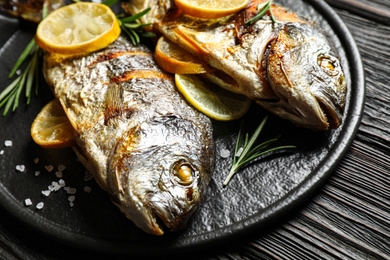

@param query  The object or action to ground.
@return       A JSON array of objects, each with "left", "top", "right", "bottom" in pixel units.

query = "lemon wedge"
[
  {"left": 31, "top": 99, "right": 76, "bottom": 149},
  {"left": 154, "top": 36, "right": 207, "bottom": 74},
  {"left": 175, "top": 74, "right": 251, "bottom": 121},
  {"left": 35, "top": 2, "right": 120, "bottom": 55},
  {"left": 174, "top": 0, "right": 249, "bottom": 19}
]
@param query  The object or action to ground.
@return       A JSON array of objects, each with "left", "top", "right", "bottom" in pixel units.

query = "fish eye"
[
  {"left": 171, "top": 160, "right": 195, "bottom": 186},
  {"left": 318, "top": 55, "right": 339, "bottom": 76}
]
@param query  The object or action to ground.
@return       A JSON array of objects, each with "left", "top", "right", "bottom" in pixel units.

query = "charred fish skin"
[
  {"left": 44, "top": 36, "right": 215, "bottom": 236},
  {"left": 123, "top": 0, "right": 347, "bottom": 130}
]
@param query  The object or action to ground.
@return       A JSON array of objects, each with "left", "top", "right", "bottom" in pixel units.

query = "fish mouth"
[{"left": 148, "top": 197, "right": 198, "bottom": 234}]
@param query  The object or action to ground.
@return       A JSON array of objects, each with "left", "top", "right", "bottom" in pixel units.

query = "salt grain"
[
  {"left": 84, "top": 171, "right": 93, "bottom": 181},
  {"left": 84, "top": 186, "right": 91, "bottom": 193},
  {"left": 58, "top": 164, "right": 66, "bottom": 172},
  {"left": 220, "top": 149, "right": 230, "bottom": 158},
  {"left": 51, "top": 181, "right": 62, "bottom": 191},
  {"left": 24, "top": 198, "right": 32, "bottom": 206},
  {"left": 41, "top": 190, "right": 51, "bottom": 197},
  {"left": 45, "top": 165, "right": 54, "bottom": 172},
  {"left": 64, "top": 187, "right": 77, "bottom": 194},
  {"left": 236, "top": 147, "right": 244, "bottom": 157},
  {"left": 68, "top": 195, "right": 75, "bottom": 202},
  {"left": 58, "top": 179, "right": 66, "bottom": 187},
  {"left": 34, "top": 171, "right": 40, "bottom": 176},
  {"left": 0, "top": 150, "right": 4, "bottom": 155},
  {"left": 55, "top": 171, "right": 63, "bottom": 178},
  {"left": 4, "top": 140, "right": 12, "bottom": 147},
  {"left": 36, "top": 202, "right": 44, "bottom": 209},
  {"left": 69, "top": 202, "right": 74, "bottom": 207},
  {"left": 33, "top": 158, "right": 39, "bottom": 164},
  {"left": 16, "top": 165, "right": 25, "bottom": 172}
]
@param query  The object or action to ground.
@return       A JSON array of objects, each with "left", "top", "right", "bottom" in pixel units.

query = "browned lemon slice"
[
  {"left": 174, "top": 0, "right": 249, "bottom": 19},
  {"left": 31, "top": 99, "right": 76, "bottom": 149},
  {"left": 35, "top": 2, "right": 120, "bottom": 54},
  {"left": 154, "top": 36, "right": 207, "bottom": 74}
]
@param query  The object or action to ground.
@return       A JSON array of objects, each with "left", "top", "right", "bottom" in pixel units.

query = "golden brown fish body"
[
  {"left": 0, "top": 0, "right": 63, "bottom": 22},
  {"left": 124, "top": 0, "right": 347, "bottom": 130},
  {"left": 43, "top": 36, "right": 215, "bottom": 235}
]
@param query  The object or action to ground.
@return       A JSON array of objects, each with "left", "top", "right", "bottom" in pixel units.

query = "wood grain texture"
[{"left": 1, "top": 1, "right": 390, "bottom": 259}]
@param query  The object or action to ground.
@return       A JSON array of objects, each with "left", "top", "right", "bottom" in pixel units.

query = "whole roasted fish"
[
  {"left": 0, "top": 0, "right": 63, "bottom": 22},
  {"left": 123, "top": 0, "right": 347, "bottom": 130},
  {"left": 43, "top": 36, "right": 215, "bottom": 235}
]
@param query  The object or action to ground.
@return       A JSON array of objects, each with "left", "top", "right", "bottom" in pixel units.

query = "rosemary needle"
[
  {"left": 0, "top": 3, "right": 47, "bottom": 116},
  {"left": 223, "top": 116, "right": 296, "bottom": 186},
  {"left": 245, "top": 0, "right": 277, "bottom": 24},
  {"left": 102, "top": 0, "right": 156, "bottom": 46}
]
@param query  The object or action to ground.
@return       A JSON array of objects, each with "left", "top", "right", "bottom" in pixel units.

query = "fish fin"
[
  {"left": 172, "top": 28, "right": 209, "bottom": 56},
  {"left": 104, "top": 82, "right": 124, "bottom": 125}
]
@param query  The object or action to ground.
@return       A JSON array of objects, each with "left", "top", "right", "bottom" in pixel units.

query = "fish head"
[
  {"left": 265, "top": 22, "right": 346, "bottom": 130},
  {"left": 109, "top": 115, "right": 213, "bottom": 235}
]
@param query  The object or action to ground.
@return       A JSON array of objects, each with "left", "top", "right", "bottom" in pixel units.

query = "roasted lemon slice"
[
  {"left": 31, "top": 99, "right": 76, "bottom": 149},
  {"left": 174, "top": 0, "right": 249, "bottom": 19},
  {"left": 35, "top": 2, "right": 120, "bottom": 55},
  {"left": 175, "top": 74, "right": 251, "bottom": 121},
  {"left": 154, "top": 36, "right": 207, "bottom": 74}
]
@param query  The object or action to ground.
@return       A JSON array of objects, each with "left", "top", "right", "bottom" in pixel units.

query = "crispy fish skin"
[
  {"left": 43, "top": 36, "right": 215, "bottom": 235},
  {"left": 0, "top": 0, "right": 63, "bottom": 22},
  {"left": 123, "top": 0, "right": 347, "bottom": 130}
]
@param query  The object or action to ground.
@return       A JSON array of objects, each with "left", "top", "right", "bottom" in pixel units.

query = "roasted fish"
[
  {"left": 123, "top": 0, "right": 347, "bottom": 130},
  {"left": 0, "top": 0, "right": 63, "bottom": 22},
  {"left": 43, "top": 36, "right": 215, "bottom": 235}
]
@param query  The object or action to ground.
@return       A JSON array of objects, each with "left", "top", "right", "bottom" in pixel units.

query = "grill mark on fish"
[
  {"left": 89, "top": 51, "right": 151, "bottom": 67},
  {"left": 114, "top": 70, "right": 174, "bottom": 82}
]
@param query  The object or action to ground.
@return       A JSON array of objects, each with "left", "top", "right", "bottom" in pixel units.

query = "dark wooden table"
[{"left": 1, "top": 0, "right": 390, "bottom": 259}]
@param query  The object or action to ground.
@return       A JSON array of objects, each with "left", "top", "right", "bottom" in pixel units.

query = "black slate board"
[{"left": 0, "top": 0, "right": 365, "bottom": 256}]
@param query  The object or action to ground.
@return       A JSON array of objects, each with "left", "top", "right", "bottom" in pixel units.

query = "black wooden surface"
[{"left": 1, "top": 0, "right": 390, "bottom": 259}]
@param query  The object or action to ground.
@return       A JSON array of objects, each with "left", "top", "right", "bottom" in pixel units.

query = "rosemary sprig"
[
  {"left": 117, "top": 8, "right": 156, "bottom": 46},
  {"left": 99, "top": 2, "right": 155, "bottom": 46},
  {"left": 0, "top": 4, "right": 47, "bottom": 116},
  {"left": 223, "top": 116, "right": 296, "bottom": 186},
  {"left": 245, "top": 0, "right": 277, "bottom": 24}
]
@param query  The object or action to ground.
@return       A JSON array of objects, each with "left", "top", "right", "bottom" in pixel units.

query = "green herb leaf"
[
  {"left": 245, "top": 0, "right": 277, "bottom": 24},
  {"left": 118, "top": 8, "right": 154, "bottom": 45},
  {"left": 102, "top": 0, "right": 120, "bottom": 7},
  {"left": 223, "top": 116, "right": 296, "bottom": 186},
  {"left": 0, "top": 2, "right": 47, "bottom": 116}
]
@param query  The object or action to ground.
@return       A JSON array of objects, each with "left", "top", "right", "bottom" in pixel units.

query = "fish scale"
[{"left": 43, "top": 36, "right": 215, "bottom": 235}]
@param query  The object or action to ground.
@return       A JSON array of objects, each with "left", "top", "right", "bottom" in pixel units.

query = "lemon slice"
[
  {"left": 154, "top": 36, "right": 207, "bottom": 74},
  {"left": 35, "top": 2, "right": 120, "bottom": 55},
  {"left": 175, "top": 74, "right": 251, "bottom": 121},
  {"left": 31, "top": 99, "right": 76, "bottom": 149},
  {"left": 174, "top": 0, "right": 249, "bottom": 19}
]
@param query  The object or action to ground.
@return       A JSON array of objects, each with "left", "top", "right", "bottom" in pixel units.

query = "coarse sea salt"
[
  {"left": 41, "top": 190, "right": 51, "bottom": 197},
  {"left": 0, "top": 150, "right": 4, "bottom": 155},
  {"left": 16, "top": 165, "right": 25, "bottom": 172},
  {"left": 68, "top": 195, "right": 75, "bottom": 202},
  {"left": 36, "top": 202, "right": 44, "bottom": 210},
  {"left": 64, "top": 187, "right": 77, "bottom": 194},
  {"left": 220, "top": 149, "right": 230, "bottom": 158},
  {"left": 58, "top": 164, "right": 66, "bottom": 172},
  {"left": 33, "top": 158, "right": 39, "bottom": 164},
  {"left": 45, "top": 165, "right": 54, "bottom": 172},
  {"left": 84, "top": 171, "right": 93, "bottom": 182},
  {"left": 24, "top": 198, "right": 32, "bottom": 206},
  {"left": 84, "top": 186, "right": 91, "bottom": 193},
  {"left": 55, "top": 171, "right": 63, "bottom": 178},
  {"left": 4, "top": 140, "right": 12, "bottom": 147},
  {"left": 34, "top": 171, "right": 40, "bottom": 176}
]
